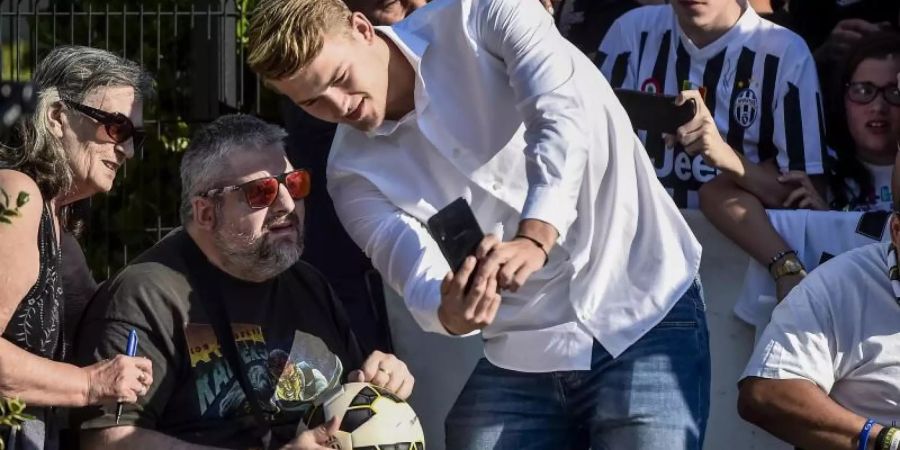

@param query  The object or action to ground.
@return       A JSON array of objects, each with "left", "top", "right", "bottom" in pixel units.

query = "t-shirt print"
[{"left": 186, "top": 325, "right": 343, "bottom": 419}]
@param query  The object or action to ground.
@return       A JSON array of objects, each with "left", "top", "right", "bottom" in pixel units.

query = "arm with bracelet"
[
  {"left": 739, "top": 256, "right": 900, "bottom": 450},
  {"left": 767, "top": 248, "right": 807, "bottom": 303},
  {"left": 740, "top": 371, "right": 896, "bottom": 450}
]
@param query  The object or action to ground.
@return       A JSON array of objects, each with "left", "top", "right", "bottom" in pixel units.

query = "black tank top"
[{"left": 3, "top": 203, "right": 64, "bottom": 361}]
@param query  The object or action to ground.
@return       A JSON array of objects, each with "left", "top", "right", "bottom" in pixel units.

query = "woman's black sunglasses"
[{"left": 62, "top": 99, "right": 145, "bottom": 152}]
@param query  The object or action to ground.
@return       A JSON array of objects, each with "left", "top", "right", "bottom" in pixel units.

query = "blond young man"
[{"left": 248, "top": 0, "right": 709, "bottom": 448}]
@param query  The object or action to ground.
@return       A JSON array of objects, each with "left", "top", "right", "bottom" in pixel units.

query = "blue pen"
[{"left": 115, "top": 329, "right": 139, "bottom": 424}]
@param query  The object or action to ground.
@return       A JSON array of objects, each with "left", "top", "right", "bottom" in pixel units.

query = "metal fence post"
[{"left": 189, "top": 0, "right": 237, "bottom": 122}]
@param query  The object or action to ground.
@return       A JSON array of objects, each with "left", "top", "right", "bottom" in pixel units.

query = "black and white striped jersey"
[{"left": 598, "top": 5, "right": 826, "bottom": 208}]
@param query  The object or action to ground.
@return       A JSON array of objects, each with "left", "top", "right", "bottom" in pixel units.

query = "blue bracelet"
[{"left": 859, "top": 418, "right": 876, "bottom": 450}]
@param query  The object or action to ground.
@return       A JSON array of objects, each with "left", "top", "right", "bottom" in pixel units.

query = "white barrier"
[{"left": 385, "top": 209, "right": 791, "bottom": 449}]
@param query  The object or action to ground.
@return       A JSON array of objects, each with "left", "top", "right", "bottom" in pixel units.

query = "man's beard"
[{"left": 212, "top": 211, "right": 304, "bottom": 283}]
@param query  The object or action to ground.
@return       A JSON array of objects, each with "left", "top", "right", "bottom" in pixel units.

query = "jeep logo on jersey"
[
  {"left": 733, "top": 88, "right": 758, "bottom": 128},
  {"left": 654, "top": 147, "right": 718, "bottom": 183}
]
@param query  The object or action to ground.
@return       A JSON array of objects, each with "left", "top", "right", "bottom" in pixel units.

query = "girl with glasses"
[
  {"left": 784, "top": 31, "right": 900, "bottom": 212},
  {"left": 827, "top": 31, "right": 900, "bottom": 212}
]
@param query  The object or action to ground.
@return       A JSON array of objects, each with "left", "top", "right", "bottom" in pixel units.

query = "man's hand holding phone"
[
  {"left": 666, "top": 89, "right": 741, "bottom": 174},
  {"left": 437, "top": 239, "right": 502, "bottom": 336},
  {"left": 427, "top": 198, "right": 501, "bottom": 335},
  {"left": 429, "top": 200, "right": 555, "bottom": 335}
]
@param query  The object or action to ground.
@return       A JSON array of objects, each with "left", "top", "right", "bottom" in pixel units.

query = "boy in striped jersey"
[{"left": 599, "top": 0, "right": 827, "bottom": 300}]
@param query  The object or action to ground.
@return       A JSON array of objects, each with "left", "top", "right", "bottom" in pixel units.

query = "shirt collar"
[
  {"left": 367, "top": 25, "right": 430, "bottom": 138},
  {"left": 886, "top": 243, "right": 900, "bottom": 305},
  {"left": 675, "top": 5, "right": 761, "bottom": 60}
]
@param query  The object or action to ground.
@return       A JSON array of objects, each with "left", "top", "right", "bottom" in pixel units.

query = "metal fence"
[{"left": 0, "top": 0, "right": 278, "bottom": 278}]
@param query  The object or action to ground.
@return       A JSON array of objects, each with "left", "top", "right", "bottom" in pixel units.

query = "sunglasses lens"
[
  {"left": 106, "top": 117, "right": 133, "bottom": 143},
  {"left": 285, "top": 170, "right": 311, "bottom": 200},
  {"left": 244, "top": 177, "right": 279, "bottom": 208}
]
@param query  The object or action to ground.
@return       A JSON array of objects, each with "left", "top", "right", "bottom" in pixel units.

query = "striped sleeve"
[
  {"left": 597, "top": 16, "right": 637, "bottom": 90},
  {"left": 773, "top": 43, "right": 825, "bottom": 175}
]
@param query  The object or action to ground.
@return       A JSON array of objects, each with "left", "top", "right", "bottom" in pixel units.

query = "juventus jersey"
[{"left": 598, "top": 5, "right": 826, "bottom": 208}]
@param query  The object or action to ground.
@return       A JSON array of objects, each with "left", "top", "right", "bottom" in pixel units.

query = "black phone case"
[
  {"left": 613, "top": 88, "right": 697, "bottom": 133},
  {"left": 426, "top": 198, "right": 485, "bottom": 273}
]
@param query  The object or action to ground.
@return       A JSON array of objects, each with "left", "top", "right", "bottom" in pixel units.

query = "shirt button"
[
  {"left": 452, "top": 148, "right": 461, "bottom": 157},
  {"left": 579, "top": 313, "right": 589, "bottom": 321},
  {"left": 492, "top": 183, "right": 501, "bottom": 191}
]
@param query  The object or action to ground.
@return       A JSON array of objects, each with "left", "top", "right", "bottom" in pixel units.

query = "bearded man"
[{"left": 73, "top": 114, "right": 414, "bottom": 450}]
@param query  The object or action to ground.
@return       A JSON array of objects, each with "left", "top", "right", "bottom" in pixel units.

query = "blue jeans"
[{"left": 445, "top": 279, "right": 710, "bottom": 450}]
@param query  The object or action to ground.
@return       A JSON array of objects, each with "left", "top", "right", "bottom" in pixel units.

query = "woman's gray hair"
[
  {"left": 0, "top": 45, "right": 153, "bottom": 200},
  {"left": 179, "top": 114, "right": 288, "bottom": 225}
]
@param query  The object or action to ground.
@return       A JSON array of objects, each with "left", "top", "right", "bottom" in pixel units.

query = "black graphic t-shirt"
[{"left": 73, "top": 230, "right": 364, "bottom": 449}]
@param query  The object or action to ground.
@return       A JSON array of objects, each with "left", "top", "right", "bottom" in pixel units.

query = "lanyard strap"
[{"left": 181, "top": 237, "right": 274, "bottom": 449}]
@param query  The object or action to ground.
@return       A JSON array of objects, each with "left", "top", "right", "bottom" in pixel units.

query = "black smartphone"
[
  {"left": 426, "top": 197, "right": 484, "bottom": 273},
  {"left": 613, "top": 88, "right": 697, "bottom": 133}
]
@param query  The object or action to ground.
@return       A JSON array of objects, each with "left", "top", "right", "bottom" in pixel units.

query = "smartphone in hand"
[
  {"left": 426, "top": 198, "right": 484, "bottom": 274},
  {"left": 613, "top": 88, "right": 697, "bottom": 133}
]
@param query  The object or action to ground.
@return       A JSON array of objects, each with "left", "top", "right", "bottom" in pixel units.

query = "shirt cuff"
[{"left": 521, "top": 185, "right": 575, "bottom": 241}]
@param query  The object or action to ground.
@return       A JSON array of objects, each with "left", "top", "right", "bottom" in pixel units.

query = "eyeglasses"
[
  {"left": 62, "top": 99, "right": 146, "bottom": 152},
  {"left": 845, "top": 82, "right": 900, "bottom": 107},
  {"left": 199, "top": 169, "right": 312, "bottom": 209}
]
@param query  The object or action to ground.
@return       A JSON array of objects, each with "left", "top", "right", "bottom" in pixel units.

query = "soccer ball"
[{"left": 303, "top": 382, "right": 425, "bottom": 450}]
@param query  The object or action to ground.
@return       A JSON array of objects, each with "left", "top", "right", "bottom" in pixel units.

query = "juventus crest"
[{"left": 732, "top": 87, "right": 759, "bottom": 128}]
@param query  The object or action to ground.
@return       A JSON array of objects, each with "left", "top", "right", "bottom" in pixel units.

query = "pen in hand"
[{"left": 115, "top": 329, "right": 139, "bottom": 425}]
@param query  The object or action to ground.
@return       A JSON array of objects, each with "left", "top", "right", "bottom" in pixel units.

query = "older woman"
[{"left": 0, "top": 46, "right": 154, "bottom": 450}]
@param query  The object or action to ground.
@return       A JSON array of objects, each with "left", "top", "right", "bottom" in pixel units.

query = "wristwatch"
[{"left": 770, "top": 254, "right": 806, "bottom": 280}]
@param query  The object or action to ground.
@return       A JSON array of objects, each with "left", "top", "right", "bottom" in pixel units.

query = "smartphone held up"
[{"left": 613, "top": 88, "right": 697, "bottom": 133}]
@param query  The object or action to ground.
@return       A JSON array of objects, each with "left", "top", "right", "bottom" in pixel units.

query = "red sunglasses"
[
  {"left": 199, "top": 169, "right": 312, "bottom": 209},
  {"left": 62, "top": 99, "right": 145, "bottom": 152}
]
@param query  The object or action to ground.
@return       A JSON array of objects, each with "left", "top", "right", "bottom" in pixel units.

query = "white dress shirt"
[{"left": 327, "top": 0, "right": 702, "bottom": 371}]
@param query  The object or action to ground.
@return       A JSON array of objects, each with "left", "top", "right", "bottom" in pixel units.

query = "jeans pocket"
[
  {"left": 655, "top": 320, "right": 698, "bottom": 329},
  {"left": 655, "top": 280, "right": 705, "bottom": 329}
]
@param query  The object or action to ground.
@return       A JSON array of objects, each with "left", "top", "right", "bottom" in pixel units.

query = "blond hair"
[{"left": 247, "top": 0, "right": 352, "bottom": 80}]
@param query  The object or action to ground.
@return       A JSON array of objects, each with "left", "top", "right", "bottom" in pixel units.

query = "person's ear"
[
  {"left": 192, "top": 196, "right": 217, "bottom": 231},
  {"left": 47, "top": 97, "right": 66, "bottom": 140},
  {"left": 349, "top": 11, "right": 376, "bottom": 43}
]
